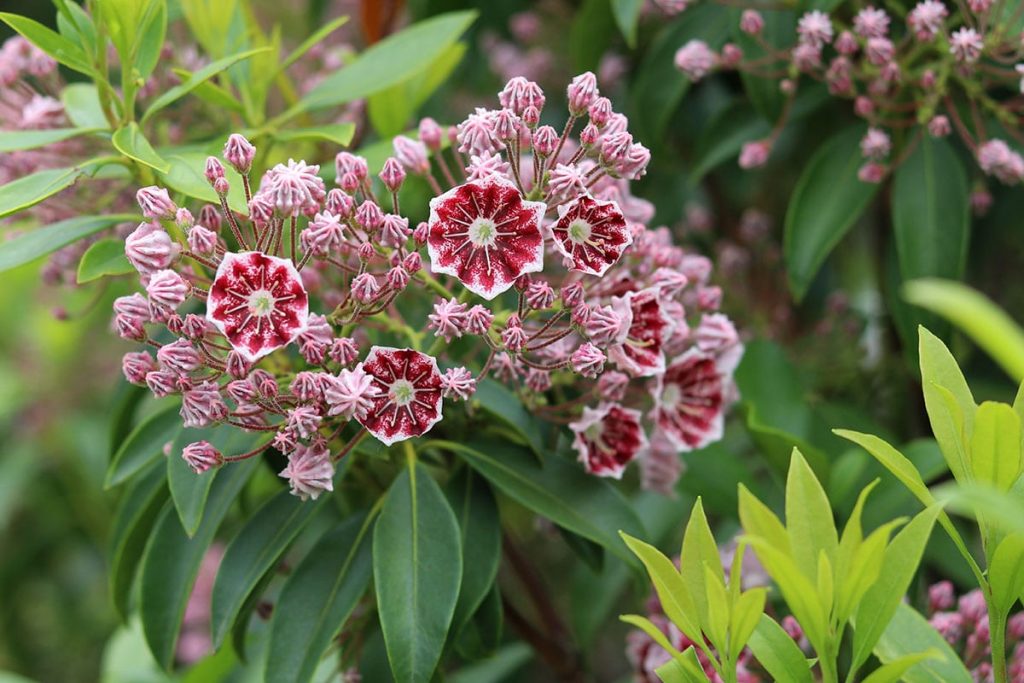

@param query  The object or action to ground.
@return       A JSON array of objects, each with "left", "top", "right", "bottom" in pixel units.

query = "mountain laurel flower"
[
  {"left": 650, "top": 350, "right": 726, "bottom": 451},
  {"left": 379, "top": 157, "right": 406, "bottom": 192},
  {"left": 325, "top": 366, "right": 379, "bottom": 420},
  {"left": 908, "top": 0, "right": 947, "bottom": 40},
  {"left": 739, "top": 140, "right": 771, "bottom": 169},
  {"left": 949, "top": 27, "right": 984, "bottom": 63},
  {"left": 279, "top": 441, "right": 334, "bottom": 501},
  {"left": 393, "top": 136, "right": 430, "bottom": 175},
  {"left": 122, "top": 351, "right": 157, "bottom": 384},
  {"left": 860, "top": 127, "right": 892, "bottom": 160},
  {"left": 977, "top": 139, "right": 1024, "bottom": 184},
  {"left": 125, "top": 222, "right": 179, "bottom": 274},
  {"left": 157, "top": 338, "right": 202, "bottom": 375},
  {"left": 571, "top": 343, "right": 606, "bottom": 378},
  {"left": 356, "top": 347, "right": 444, "bottom": 445},
  {"left": 567, "top": 71, "right": 599, "bottom": 115},
  {"left": 136, "top": 186, "right": 177, "bottom": 219},
  {"left": 570, "top": 403, "right": 648, "bottom": 479},
  {"left": 182, "top": 441, "right": 223, "bottom": 474},
  {"left": 440, "top": 366, "right": 477, "bottom": 400},
  {"left": 223, "top": 133, "right": 256, "bottom": 174},
  {"left": 146, "top": 269, "right": 189, "bottom": 312},
  {"left": 674, "top": 40, "right": 716, "bottom": 81},
  {"left": 428, "top": 297, "right": 469, "bottom": 342},
  {"left": 181, "top": 381, "right": 229, "bottom": 428},
  {"left": 797, "top": 10, "right": 834, "bottom": 47}
]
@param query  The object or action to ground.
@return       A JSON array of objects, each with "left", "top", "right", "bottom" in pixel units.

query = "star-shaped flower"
[
  {"left": 551, "top": 196, "right": 632, "bottom": 276},
  {"left": 357, "top": 346, "right": 444, "bottom": 445},
  {"left": 650, "top": 349, "right": 726, "bottom": 451},
  {"left": 570, "top": 403, "right": 648, "bottom": 478}
]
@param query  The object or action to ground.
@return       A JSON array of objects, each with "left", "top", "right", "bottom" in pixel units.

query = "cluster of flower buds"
[
  {"left": 671, "top": 2, "right": 1024, "bottom": 192},
  {"left": 114, "top": 73, "right": 742, "bottom": 500},
  {"left": 927, "top": 581, "right": 1024, "bottom": 680},
  {"left": 626, "top": 542, "right": 802, "bottom": 682}
]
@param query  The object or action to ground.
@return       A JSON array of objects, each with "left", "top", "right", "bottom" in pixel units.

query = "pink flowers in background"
[{"left": 111, "top": 72, "right": 743, "bottom": 498}]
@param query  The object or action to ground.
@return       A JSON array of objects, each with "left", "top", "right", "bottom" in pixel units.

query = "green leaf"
[
  {"left": 56, "top": 0, "right": 99, "bottom": 58},
  {"left": 989, "top": 533, "right": 1024, "bottom": 614},
  {"left": 892, "top": 137, "right": 969, "bottom": 285},
  {"left": 0, "top": 214, "right": 136, "bottom": 272},
  {"left": 374, "top": 461, "right": 462, "bottom": 683},
  {"left": 107, "top": 460, "right": 169, "bottom": 620},
  {"left": 105, "top": 403, "right": 182, "bottom": 488},
  {"left": 61, "top": 84, "right": 109, "bottom": 129},
  {"left": 628, "top": 4, "right": 731, "bottom": 141},
  {"left": 737, "top": 485, "right": 790, "bottom": 555},
  {"left": 113, "top": 123, "right": 170, "bottom": 173},
  {"left": 747, "top": 615, "right": 815, "bottom": 683},
  {"left": 611, "top": 0, "right": 644, "bottom": 47},
  {"left": 448, "top": 643, "right": 532, "bottom": 683},
  {"left": 210, "top": 490, "right": 327, "bottom": 648},
  {"left": 569, "top": 0, "right": 616, "bottom": 72},
  {"left": 783, "top": 125, "right": 878, "bottom": 300},
  {"left": 135, "top": 0, "right": 167, "bottom": 80},
  {"left": 158, "top": 152, "right": 248, "bottom": 214},
  {"left": 873, "top": 603, "right": 972, "bottom": 683},
  {"left": 621, "top": 534, "right": 703, "bottom": 643},
  {"left": 905, "top": 280, "right": 1024, "bottom": 383},
  {"left": 679, "top": 498, "right": 722, "bottom": 625},
  {"left": 279, "top": 15, "right": 349, "bottom": 72},
  {"left": 0, "top": 12, "right": 93, "bottom": 75},
  {"left": 367, "top": 42, "right": 466, "bottom": 139},
  {"left": 655, "top": 655, "right": 709, "bottom": 683},
  {"left": 850, "top": 506, "right": 939, "bottom": 672},
  {"left": 271, "top": 123, "right": 356, "bottom": 147},
  {"left": 862, "top": 652, "right": 942, "bottom": 683},
  {"left": 620, "top": 614, "right": 686, "bottom": 666},
  {"left": 0, "top": 167, "right": 84, "bottom": 220},
  {"left": 833, "top": 431, "right": 936, "bottom": 508},
  {"left": 454, "top": 583, "right": 503, "bottom": 660},
  {"left": 445, "top": 469, "right": 501, "bottom": 632},
  {"left": 435, "top": 439, "right": 645, "bottom": 564},
  {"left": 77, "top": 238, "right": 134, "bottom": 283},
  {"left": 786, "top": 449, "right": 838, "bottom": 580},
  {"left": 293, "top": 11, "right": 477, "bottom": 115},
  {"left": 920, "top": 325, "right": 975, "bottom": 483},
  {"left": 971, "top": 402, "right": 1022, "bottom": 491},
  {"left": 139, "top": 457, "right": 259, "bottom": 669},
  {"left": 473, "top": 380, "right": 546, "bottom": 456},
  {"left": 730, "top": 9, "right": 794, "bottom": 122},
  {"left": 142, "top": 48, "right": 271, "bottom": 123},
  {"left": 0, "top": 128, "right": 101, "bottom": 153},
  {"left": 688, "top": 104, "right": 771, "bottom": 183},
  {"left": 264, "top": 513, "right": 375, "bottom": 683},
  {"left": 729, "top": 587, "right": 767, "bottom": 662}
]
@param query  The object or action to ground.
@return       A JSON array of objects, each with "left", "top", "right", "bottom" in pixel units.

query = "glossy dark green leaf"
[
  {"left": 142, "top": 48, "right": 271, "bottom": 122},
  {"left": 892, "top": 137, "right": 969, "bottom": 285},
  {"left": 454, "top": 583, "right": 503, "bottom": 660},
  {"left": 611, "top": 0, "right": 643, "bottom": 47},
  {"left": 0, "top": 214, "right": 137, "bottom": 272},
  {"left": 0, "top": 167, "right": 84, "bottom": 220},
  {"left": 107, "top": 460, "right": 169, "bottom": 620},
  {"left": 139, "top": 457, "right": 259, "bottom": 669},
  {"left": 0, "top": 128, "right": 101, "bottom": 153},
  {"left": 77, "top": 238, "right": 134, "bottom": 283},
  {"left": 473, "top": 379, "right": 545, "bottom": 456},
  {"left": 210, "top": 489, "right": 327, "bottom": 647},
  {"left": 374, "top": 462, "right": 462, "bottom": 683},
  {"left": 264, "top": 513, "right": 375, "bottom": 683},
  {"left": 112, "top": 123, "right": 170, "bottom": 173},
  {"left": 0, "top": 12, "right": 93, "bottom": 75},
  {"left": 784, "top": 126, "right": 878, "bottom": 300},
  {"left": 105, "top": 403, "right": 182, "bottom": 488},
  {"left": 293, "top": 11, "right": 477, "bottom": 114},
  {"left": 434, "top": 439, "right": 645, "bottom": 565},
  {"left": 689, "top": 104, "right": 771, "bottom": 183},
  {"left": 445, "top": 469, "right": 501, "bottom": 631},
  {"left": 569, "top": 0, "right": 616, "bottom": 71}
]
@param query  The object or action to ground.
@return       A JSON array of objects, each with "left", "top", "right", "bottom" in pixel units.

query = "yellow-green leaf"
[{"left": 112, "top": 123, "right": 170, "bottom": 173}]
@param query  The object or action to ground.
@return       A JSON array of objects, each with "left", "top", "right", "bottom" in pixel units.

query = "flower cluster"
[
  {"left": 671, "top": 1, "right": 1024, "bottom": 194},
  {"left": 927, "top": 581, "right": 1024, "bottom": 680},
  {"left": 113, "top": 73, "right": 742, "bottom": 500}
]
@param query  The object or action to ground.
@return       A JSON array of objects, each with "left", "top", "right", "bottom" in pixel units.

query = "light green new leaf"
[
  {"left": 105, "top": 403, "right": 182, "bottom": 488},
  {"left": 0, "top": 12, "right": 93, "bottom": 76},
  {"left": 873, "top": 603, "right": 971, "bottom": 683},
  {"left": 837, "top": 518, "right": 902, "bottom": 626},
  {"left": 989, "top": 533, "right": 1024, "bottom": 615},
  {"left": 833, "top": 431, "right": 936, "bottom": 507},
  {"left": 61, "top": 84, "right": 109, "bottom": 129},
  {"left": 77, "top": 238, "right": 134, "bottom": 283},
  {"left": 729, "top": 588, "right": 767, "bottom": 662},
  {"left": 679, "top": 498, "right": 722, "bottom": 624},
  {"left": 293, "top": 11, "right": 477, "bottom": 115},
  {"left": 367, "top": 42, "right": 466, "bottom": 138},
  {"left": 654, "top": 653, "right": 709, "bottom": 683},
  {"left": 0, "top": 167, "right": 84, "bottom": 220},
  {"left": 737, "top": 485, "right": 789, "bottom": 554},
  {"left": 373, "top": 462, "right": 462, "bottom": 683},
  {"left": 135, "top": 0, "right": 167, "bottom": 80},
  {"left": 786, "top": 449, "right": 838, "bottom": 580},
  {"left": 748, "top": 615, "right": 815, "bottom": 683},
  {"left": 862, "top": 651, "right": 942, "bottom": 683},
  {"left": 784, "top": 126, "right": 878, "bottom": 300},
  {"left": 142, "top": 48, "right": 271, "bottom": 122},
  {"left": 0, "top": 128, "right": 101, "bottom": 153},
  {"left": 620, "top": 615, "right": 686, "bottom": 667},
  {"left": 264, "top": 513, "right": 375, "bottom": 683},
  {"left": 621, "top": 533, "right": 703, "bottom": 643},
  {"left": 970, "top": 402, "right": 1022, "bottom": 491},
  {"left": 139, "top": 457, "right": 258, "bottom": 670},
  {"left": 920, "top": 325, "right": 975, "bottom": 481},
  {"left": 112, "top": 123, "right": 170, "bottom": 173},
  {"left": 703, "top": 564, "right": 730, "bottom": 652},
  {"left": 271, "top": 123, "right": 356, "bottom": 147},
  {"left": 0, "top": 214, "right": 137, "bottom": 272},
  {"left": 940, "top": 483, "right": 1024, "bottom": 536},
  {"left": 905, "top": 280, "right": 1024, "bottom": 383}
]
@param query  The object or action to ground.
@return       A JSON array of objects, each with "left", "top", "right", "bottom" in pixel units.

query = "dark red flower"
[
  {"left": 206, "top": 251, "right": 310, "bottom": 362},
  {"left": 608, "top": 287, "right": 675, "bottom": 377},
  {"left": 650, "top": 349, "right": 725, "bottom": 451},
  {"left": 427, "top": 177, "right": 545, "bottom": 299},
  {"left": 570, "top": 403, "right": 648, "bottom": 478},
  {"left": 357, "top": 346, "right": 444, "bottom": 445},
  {"left": 551, "top": 196, "right": 632, "bottom": 276}
]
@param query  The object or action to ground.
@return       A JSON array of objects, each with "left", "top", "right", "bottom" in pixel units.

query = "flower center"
[
  {"left": 567, "top": 219, "right": 592, "bottom": 244},
  {"left": 467, "top": 218, "right": 498, "bottom": 248},
  {"left": 661, "top": 383, "right": 682, "bottom": 408},
  {"left": 247, "top": 288, "right": 277, "bottom": 316},
  {"left": 389, "top": 379, "right": 416, "bottom": 406}
]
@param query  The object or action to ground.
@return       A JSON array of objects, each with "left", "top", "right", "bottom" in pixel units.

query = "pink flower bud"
[
  {"left": 440, "top": 367, "right": 476, "bottom": 400},
  {"left": 351, "top": 273, "right": 380, "bottom": 303},
  {"left": 413, "top": 221, "right": 429, "bottom": 245},
  {"left": 854, "top": 96, "right": 874, "bottom": 118},
  {"left": 562, "top": 283, "right": 585, "bottom": 307},
  {"left": 279, "top": 441, "right": 335, "bottom": 500},
  {"left": 585, "top": 305, "right": 624, "bottom": 345},
  {"left": 357, "top": 242, "right": 375, "bottom": 262},
  {"left": 386, "top": 265, "right": 409, "bottom": 291},
  {"left": 174, "top": 208, "right": 194, "bottom": 231},
  {"left": 158, "top": 338, "right": 201, "bottom": 375},
  {"left": 223, "top": 133, "right": 256, "bottom": 174},
  {"left": 525, "top": 368, "right": 551, "bottom": 393},
  {"left": 116, "top": 314, "right": 147, "bottom": 341},
  {"left": 492, "top": 109, "right": 521, "bottom": 142},
  {"left": 524, "top": 281, "right": 555, "bottom": 310},
  {"left": 146, "top": 370, "right": 178, "bottom": 397},
  {"left": 502, "top": 314, "right": 529, "bottom": 352},
  {"left": 329, "top": 337, "right": 359, "bottom": 366},
  {"left": 857, "top": 162, "right": 887, "bottom": 183},
  {"left": 286, "top": 372, "right": 320, "bottom": 403},
  {"left": 598, "top": 371, "right": 629, "bottom": 400},
  {"left": 205, "top": 156, "right": 225, "bottom": 185},
  {"left": 532, "top": 125, "right": 559, "bottom": 156},
  {"left": 325, "top": 189, "right": 354, "bottom": 217},
  {"left": 571, "top": 343, "right": 606, "bottom": 378},
  {"left": 428, "top": 297, "right": 469, "bottom": 342},
  {"left": 249, "top": 369, "right": 278, "bottom": 398},
  {"left": 418, "top": 117, "right": 443, "bottom": 150},
  {"left": 521, "top": 105, "right": 540, "bottom": 127},
  {"left": 187, "top": 225, "right": 218, "bottom": 255},
  {"left": 928, "top": 581, "right": 955, "bottom": 613},
  {"left": 579, "top": 123, "right": 599, "bottom": 148},
  {"left": 740, "top": 9, "right": 764, "bottom": 34},
  {"left": 181, "top": 381, "right": 228, "bottom": 428},
  {"left": 226, "top": 350, "right": 251, "bottom": 379},
  {"left": 182, "top": 441, "right": 222, "bottom": 474},
  {"left": 499, "top": 76, "right": 545, "bottom": 116},
  {"left": 588, "top": 97, "right": 613, "bottom": 127},
  {"left": 213, "top": 177, "right": 229, "bottom": 195},
  {"left": 466, "top": 305, "right": 494, "bottom": 335},
  {"left": 928, "top": 115, "right": 951, "bottom": 137},
  {"left": 698, "top": 285, "right": 722, "bottom": 310},
  {"left": 674, "top": 40, "right": 716, "bottom": 81},
  {"left": 720, "top": 43, "right": 743, "bottom": 67},
  {"left": 379, "top": 214, "right": 410, "bottom": 248},
  {"left": 355, "top": 200, "right": 384, "bottom": 232},
  {"left": 782, "top": 616, "right": 803, "bottom": 641},
  {"left": 114, "top": 293, "right": 151, "bottom": 320},
  {"left": 403, "top": 251, "right": 422, "bottom": 273},
  {"left": 920, "top": 69, "right": 937, "bottom": 89},
  {"left": 393, "top": 136, "right": 430, "bottom": 175},
  {"left": 567, "top": 71, "right": 599, "bottom": 115},
  {"left": 286, "top": 406, "right": 323, "bottom": 440},
  {"left": 122, "top": 351, "right": 157, "bottom": 384},
  {"left": 136, "top": 186, "right": 177, "bottom": 219},
  {"left": 335, "top": 152, "right": 369, "bottom": 182},
  {"left": 146, "top": 269, "right": 189, "bottom": 312},
  {"left": 125, "top": 222, "right": 179, "bottom": 274}
]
